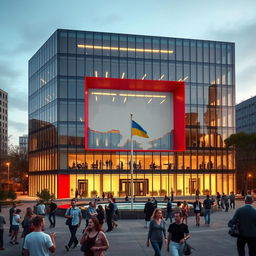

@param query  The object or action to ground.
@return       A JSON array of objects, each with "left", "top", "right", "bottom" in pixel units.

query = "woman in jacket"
[{"left": 147, "top": 208, "right": 166, "bottom": 256}]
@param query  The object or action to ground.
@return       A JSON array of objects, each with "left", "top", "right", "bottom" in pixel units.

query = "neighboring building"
[
  {"left": 19, "top": 134, "right": 28, "bottom": 154},
  {"left": 236, "top": 96, "right": 256, "bottom": 133},
  {"left": 28, "top": 29, "right": 236, "bottom": 198},
  {"left": 0, "top": 89, "right": 8, "bottom": 158},
  {"left": 236, "top": 96, "right": 256, "bottom": 192}
]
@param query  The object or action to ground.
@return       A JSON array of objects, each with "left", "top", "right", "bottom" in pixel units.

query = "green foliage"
[
  {"left": 6, "top": 189, "right": 17, "bottom": 200},
  {"left": 0, "top": 190, "right": 7, "bottom": 201},
  {"left": 225, "top": 132, "right": 256, "bottom": 149},
  {"left": 36, "top": 189, "right": 54, "bottom": 203}
]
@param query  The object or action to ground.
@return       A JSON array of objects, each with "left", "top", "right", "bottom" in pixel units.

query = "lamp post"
[{"left": 6, "top": 162, "right": 10, "bottom": 190}]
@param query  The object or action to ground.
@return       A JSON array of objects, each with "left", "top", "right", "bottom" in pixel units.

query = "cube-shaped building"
[{"left": 28, "top": 29, "right": 235, "bottom": 198}]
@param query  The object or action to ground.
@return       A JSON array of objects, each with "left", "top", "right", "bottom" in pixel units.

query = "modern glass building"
[
  {"left": 28, "top": 29, "right": 236, "bottom": 198},
  {"left": 236, "top": 95, "right": 256, "bottom": 134},
  {"left": 0, "top": 89, "right": 8, "bottom": 159}
]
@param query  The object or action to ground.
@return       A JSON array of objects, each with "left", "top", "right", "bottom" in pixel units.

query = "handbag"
[
  {"left": 65, "top": 209, "right": 72, "bottom": 226},
  {"left": 228, "top": 220, "right": 239, "bottom": 237},
  {"left": 183, "top": 241, "right": 192, "bottom": 255}
]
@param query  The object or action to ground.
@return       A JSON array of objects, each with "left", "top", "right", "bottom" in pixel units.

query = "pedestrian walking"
[
  {"left": 102, "top": 192, "right": 105, "bottom": 201},
  {"left": 147, "top": 208, "right": 167, "bottom": 256},
  {"left": 230, "top": 192, "right": 235, "bottom": 209},
  {"left": 80, "top": 217, "right": 109, "bottom": 256},
  {"left": 181, "top": 201, "right": 189, "bottom": 224},
  {"left": 8, "top": 203, "right": 16, "bottom": 236},
  {"left": 23, "top": 215, "right": 56, "bottom": 256},
  {"left": 222, "top": 193, "right": 229, "bottom": 212},
  {"left": 96, "top": 205, "right": 105, "bottom": 228},
  {"left": 105, "top": 199, "right": 114, "bottom": 232},
  {"left": 0, "top": 207, "right": 6, "bottom": 250},
  {"left": 216, "top": 192, "right": 221, "bottom": 209},
  {"left": 85, "top": 202, "right": 98, "bottom": 227},
  {"left": 203, "top": 195, "right": 213, "bottom": 226},
  {"left": 195, "top": 189, "right": 200, "bottom": 200},
  {"left": 48, "top": 200, "right": 57, "bottom": 228},
  {"left": 170, "top": 190, "right": 174, "bottom": 202},
  {"left": 167, "top": 211, "right": 190, "bottom": 256},
  {"left": 37, "top": 201, "right": 46, "bottom": 216},
  {"left": 112, "top": 198, "right": 118, "bottom": 229},
  {"left": 152, "top": 197, "right": 158, "bottom": 208},
  {"left": 65, "top": 199, "right": 82, "bottom": 251},
  {"left": 229, "top": 195, "right": 256, "bottom": 256},
  {"left": 10, "top": 208, "right": 21, "bottom": 245},
  {"left": 21, "top": 207, "right": 35, "bottom": 238},
  {"left": 165, "top": 198, "right": 172, "bottom": 223},
  {"left": 144, "top": 198, "right": 155, "bottom": 228},
  {"left": 193, "top": 198, "right": 202, "bottom": 226}
]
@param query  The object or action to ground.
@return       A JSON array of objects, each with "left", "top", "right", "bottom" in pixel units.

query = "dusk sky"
[{"left": 1, "top": 0, "right": 256, "bottom": 145}]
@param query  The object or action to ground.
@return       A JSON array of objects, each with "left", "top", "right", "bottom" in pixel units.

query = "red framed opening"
[{"left": 84, "top": 77, "right": 185, "bottom": 152}]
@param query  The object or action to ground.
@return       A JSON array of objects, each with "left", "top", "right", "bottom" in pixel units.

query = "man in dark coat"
[
  {"left": 105, "top": 199, "right": 114, "bottom": 232},
  {"left": 144, "top": 198, "right": 155, "bottom": 228},
  {"left": 230, "top": 195, "right": 256, "bottom": 256}
]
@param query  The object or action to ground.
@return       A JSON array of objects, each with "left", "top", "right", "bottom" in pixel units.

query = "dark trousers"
[
  {"left": 68, "top": 225, "right": 78, "bottom": 248},
  {"left": 106, "top": 216, "right": 113, "bottom": 231},
  {"left": 230, "top": 200, "right": 235, "bottom": 209},
  {"left": 150, "top": 241, "right": 162, "bottom": 256},
  {"left": 165, "top": 212, "right": 172, "bottom": 223},
  {"left": 0, "top": 229, "right": 3, "bottom": 248},
  {"left": 49, "top": 212, "right": 56, "bottom": 227},
  {"left": 237, "top": 236, "right": 256, "bottom": 256}
]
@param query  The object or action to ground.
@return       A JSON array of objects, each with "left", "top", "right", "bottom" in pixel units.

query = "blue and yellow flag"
[{"left": 132, "top": 120, "right": 149, "bottom": 138}]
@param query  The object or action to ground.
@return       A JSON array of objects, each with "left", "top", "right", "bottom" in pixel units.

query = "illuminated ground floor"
[{"left": 29, "top": 172, "right": 236, "bottom": 199}]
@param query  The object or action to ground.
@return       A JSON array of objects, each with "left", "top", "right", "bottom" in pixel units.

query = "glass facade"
[{"left": 28, "top": 29, "right": 236, "bottom": 198}]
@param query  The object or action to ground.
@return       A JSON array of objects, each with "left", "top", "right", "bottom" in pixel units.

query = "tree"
[
  {"left": 225, "top": 132, "right": 256, "bottom": 194},
  {"left": 37, "top": 189, "right": 54, "bottom": 203}
]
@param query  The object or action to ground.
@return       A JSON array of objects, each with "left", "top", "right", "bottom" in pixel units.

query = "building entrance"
[
  {"left": 119, "top": 179, "right": 149, "bottom": 196},
  {"left": 189, "top": 178, "right": 200, "bottom": 194},
  {"left": 78, "top": 179, "right": 88, "bottom": 197}
]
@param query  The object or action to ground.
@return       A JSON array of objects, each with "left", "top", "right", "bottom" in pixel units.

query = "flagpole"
[{"left": 130, "top": 113, "right": 134, "bottom": 210}]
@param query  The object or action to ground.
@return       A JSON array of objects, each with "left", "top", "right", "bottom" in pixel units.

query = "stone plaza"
[{"left": 0, "top": 198, "right": 246, "bottom": 256}]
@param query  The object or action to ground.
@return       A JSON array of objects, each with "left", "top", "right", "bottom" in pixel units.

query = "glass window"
[
  {"left": 111, "top": 59, "right": 119, "bottom": 78},
  {"left": 59, "top": 78, "right": 67, "bottom": 98},
  {"left": 68, "top": 101, "right": 76, "bottom": 121},
  {"left": 68, "top": 32, "right": 77, "bottom": 54},
  {"left": 168, "top": 63, "right": 175, "bottom": 81},
  {"left": 136, "top": 36, "right": 144, "bottom": 59},
  {"left": 176, "top": 39, "right": 182, "bottom": 61},
  {"left": 77, "top": 79, "right": 84, "bottom": 99},
  {"left": 59, "top": 56, "right": 67, "bottom": 76},
  {"left": 77, "top": 57, "right": 85, "bottom": 77},
  {"left": 68, "top": 79, "right": 76, "bottom": 99},
  {"left": 59, "top": 31, "right": 67, "bottom": 53},
  {"left": 59, "top": 101, "right": 67, "bottom": 121},
  {"left": 183, "top": 40, "right": 190, "bottom": 61},
  {"left": 197, "top": 41, "right": 203, "bottom": 62},
  {"left": 152, "top": 38, "right": 160, "bottom": 59}
]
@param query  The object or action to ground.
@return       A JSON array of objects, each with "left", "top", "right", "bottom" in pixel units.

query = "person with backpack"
[{"left": 203, "top": 195, "right": 213, "bottom": 226}]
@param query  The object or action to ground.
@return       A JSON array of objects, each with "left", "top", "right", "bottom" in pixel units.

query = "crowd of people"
[{"left": 0, "top": 192, "right": 256, "bottom": 255}]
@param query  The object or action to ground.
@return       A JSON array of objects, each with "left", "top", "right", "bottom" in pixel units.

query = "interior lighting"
[
  {"left": 119, "top": 93, "right": 165, "bottom": 98},
  {"left": 112, "top": 97, "right": 115, "bottom": 102},
  {"left": 123, "top": 97, "right": 127, "bottom": 103},
  {"left": 121, "top": 72, "right": 125, "bottom": 79},
  {"left": 183, "top": 76, "right": 188, "bottom": 81},
  {"left": 142, "top": 74, "right": 147, "bottom": 80},
  {"left": 159, "top": 74, "right": 165, "bottom": 80},
  {"left": 95, "top": 96, "right": 98, "bottom": 101},
  {"left": 147, "top": 98, "right": 152, "bottom": 104},
  {"left": 105, "top": 71, "right": 108, "bottom": 78},
  {"left": 95, "top": 71, "right": 98, "bottom": 77},
  {"left": 77, "top": 44, "right": 174, "bottom": 54},
  {"left": 91, "top": 92, "right": 117, "bottom": 96},
  {"left": 160, "top": 99, "right": 166, "bottom": 104}
]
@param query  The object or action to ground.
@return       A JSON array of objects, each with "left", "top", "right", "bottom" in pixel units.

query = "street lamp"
[{"left": 6, "top": 162, "right": 10, "bottom": 190}]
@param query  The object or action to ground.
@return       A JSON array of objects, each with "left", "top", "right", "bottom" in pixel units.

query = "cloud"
[{"left": 9, "top": 120, "right": 27, "bottom": 133}]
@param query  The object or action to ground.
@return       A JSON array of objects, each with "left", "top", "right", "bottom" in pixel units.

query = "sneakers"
[{"left": 65, "top": 245, "right": 70, "bottom": 252}]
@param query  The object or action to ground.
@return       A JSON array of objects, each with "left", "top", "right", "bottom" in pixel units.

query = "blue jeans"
[
  {"left": 204, "top": 209, "right": 211, "bottom": 224},
  {"left": 150, "top": 241, "right": 162, "bottom": 256},
  {"left": 49, "top": 212, "right": 56, "bottom": 227},
  {"left": 170, "top": 241, "right": 184, "bottom": 256}
]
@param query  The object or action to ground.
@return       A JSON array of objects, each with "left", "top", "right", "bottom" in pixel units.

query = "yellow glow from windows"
[
  {"left": 112, "top": 97, "right": 115, "bottom": 102},
  {"left": 159, "top": 74, "right": 165, "bottom": 80},
  {"left": 142, "top": 74, "right": 147, "bottom": 80},
  {"left": 121, "top": 72, "right": 125, "bottom": 79},
  {"left": 95, "top": 71, "right": 98, "bottom": 77},
  {"left": 91, "top": 92, "right": 117, "bottom": 96},
  {"left": 147, "top": 98, "right": 152, "bottom": 104},
  {"left": 77, "top": 44, "right": 174, "bottom": 54},
  {"left": 123, "top": 97, "right": 127, "bottom": 103},
  {"left": 105, "top": 71, "right": 108, "bottom": 78},
  {"left": 119, "top": 93, "right": 166, "bottom": 98}
]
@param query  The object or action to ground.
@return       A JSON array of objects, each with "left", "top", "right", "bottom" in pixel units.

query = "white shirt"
[
  {"left": 37, "top": 204, "right": 46, "bottom": 215},
  {"left": 12, "top": 214, "right": 20, "bottom": 226},
  {"left": 23, "top": 231, "right": 53, "bottom": 256}
]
